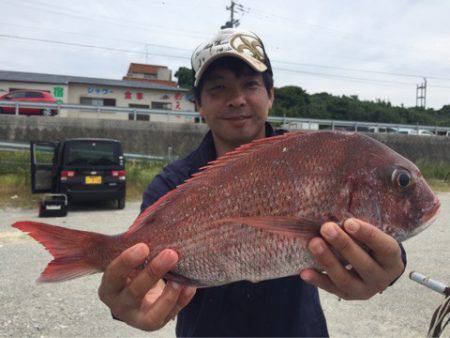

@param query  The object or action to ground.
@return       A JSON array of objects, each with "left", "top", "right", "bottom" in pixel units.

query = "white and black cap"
[{"left": 191, "top": 28, "right": 272, "bottom": 87}]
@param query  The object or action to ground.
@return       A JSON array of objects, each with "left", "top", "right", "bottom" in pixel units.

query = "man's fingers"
[
  {"left": 99, "top": 243, "right": 149, "bottom": 302},
  {"left": 124, "top": 249, "right": 179, "bottom": 302},
  {"left": 167, "top": 286, "right": 197, "bottom": 321},
  {"left": 300, "top": 269, "right": 347, "bottom": 299},
  {"left": 343, "top": 218, "right": 402, "bottom": 269},
  {"left": 320, "top": 222, "right": 386, "bottom": 285},
  {"left": 139, "top": 281, "right": 183, "bottom": 330},
  {"left": 308, "top": 237, "right": 367, "bottom": 296}
]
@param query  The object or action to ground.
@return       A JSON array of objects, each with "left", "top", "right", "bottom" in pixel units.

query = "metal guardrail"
[
  {"left": 0, "top": 141, "right": 174, "bottom": 162},
  {"left": 1, "top": 100, "right": 449, "bottom": 134}
]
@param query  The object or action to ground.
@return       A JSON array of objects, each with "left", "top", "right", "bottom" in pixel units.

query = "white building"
[{"left": 0, "top": 64, "right": 196, "bottom": 123}]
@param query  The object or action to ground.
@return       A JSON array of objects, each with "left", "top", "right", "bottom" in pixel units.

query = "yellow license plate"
[{"left": 85, "top": 176, "right": 102, "bottom": 184}]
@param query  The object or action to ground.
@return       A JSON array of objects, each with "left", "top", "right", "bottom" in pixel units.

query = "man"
[{"left": 98, "top": 28, "right": 406, "bottom": 337}]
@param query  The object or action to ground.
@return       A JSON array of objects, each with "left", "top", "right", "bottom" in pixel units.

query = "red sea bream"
[{"left": 12, "top": 131, "right": 440, "bottom": 287}]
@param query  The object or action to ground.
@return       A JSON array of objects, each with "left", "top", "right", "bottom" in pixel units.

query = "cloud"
[{"left": 0, "top": 0, "right": 449, "bottom": 108}]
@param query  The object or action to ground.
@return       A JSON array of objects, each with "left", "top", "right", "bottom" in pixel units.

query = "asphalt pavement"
[{"left": 1, "top": 194, "right": 448, "bottom": 337}]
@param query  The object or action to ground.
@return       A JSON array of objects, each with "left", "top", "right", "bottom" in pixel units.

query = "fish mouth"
[
  {"left": 411, "top": 197, "right": 441, "bottom": 238},
  {"left": 421, "top": 197, "right": 441, "bottom": 224}
]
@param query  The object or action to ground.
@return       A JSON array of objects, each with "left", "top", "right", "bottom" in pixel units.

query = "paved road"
[{"left": 1, "top": 194, "right": 448, "bottom": 337}]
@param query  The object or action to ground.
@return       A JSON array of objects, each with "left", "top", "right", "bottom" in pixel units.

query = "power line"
[
  {"left": 242, "top": 3, "right": 424, "bottom": 56},
  {"left": 272, "top": 60, "right": 450, "bottom": 82},
  {"left": 0, "top": 34, "right": 189, "bottom": 60},
  {"left": 6, "top": 0, "right": 450, "bottom": 84},
  {"left": 2, "top": 0, "right": 209, "bottom": 40},
  {"left": 2, "top": 33, "right": 450, "bottom": 90},
  {"left": 274, "top": 66, "right": 415, "bottom": 87},
  {"left": 0, "top": 21, "right": 192, "bottom": 52},
  {"left": 2, "top": 17, "right": 449, "bottom": 83}
]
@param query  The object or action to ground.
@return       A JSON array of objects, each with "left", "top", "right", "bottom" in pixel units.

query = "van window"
[{"left": 63, "top": 141, "right": 121, "bottom": 166}]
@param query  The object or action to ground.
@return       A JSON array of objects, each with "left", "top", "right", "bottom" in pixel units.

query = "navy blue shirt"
[
  {"left": 141, "top": 123, "right": 329, "bottom": 337},
  {"left": 141, "top": 124, "right": 407, "bottom": 337}
]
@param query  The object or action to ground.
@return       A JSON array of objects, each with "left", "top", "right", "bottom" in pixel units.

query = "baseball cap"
[{"left": 191, "top": 28, "right": 272, "bottom": 87}]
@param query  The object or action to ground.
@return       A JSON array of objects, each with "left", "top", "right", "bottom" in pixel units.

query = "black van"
[{"left": 31, "top": 138, "right": 126, "bottom": 216}]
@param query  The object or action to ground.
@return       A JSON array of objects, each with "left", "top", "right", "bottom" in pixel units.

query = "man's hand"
[
  {"left": 300, "top": 218, "right": 405, "bottom": 300},
  {"left": 98, "top": 243, "right": 196, "bottom": 331}
]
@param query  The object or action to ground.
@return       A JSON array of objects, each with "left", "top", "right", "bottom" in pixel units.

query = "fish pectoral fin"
[{"left": 217, "top": 216, "right": 322, "bottom": 237}]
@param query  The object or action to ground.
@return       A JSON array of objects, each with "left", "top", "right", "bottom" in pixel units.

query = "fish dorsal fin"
[
  {"left": 125, "top": 131, "right": 307, "bottom": 235},
  {"left": 198, "top": 130, "right": 306, "bottom": 171},
  {"left": 215, "top": 216, "right": 323, "bottom": 237}
]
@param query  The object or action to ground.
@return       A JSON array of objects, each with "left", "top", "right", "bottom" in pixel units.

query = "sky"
[{"left": 1, "top": 0, "right": 450, "bottom": 109}]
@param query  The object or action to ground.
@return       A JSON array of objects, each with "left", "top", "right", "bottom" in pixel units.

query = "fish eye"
[{"left": 392, "top": 169, "right": 413, "bottom": 189}]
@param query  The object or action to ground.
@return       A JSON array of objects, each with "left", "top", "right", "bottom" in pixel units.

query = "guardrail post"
[
  {"left": 97, "top": 106, "right": 100, "bottom": 119},
  {"left": 133, "top": 110, "right": 137, "bottom": 121},
  {"left": 15, "top": 103, "right": 19, "bottom": 116},
  {"left": 331, "top": 121, "right": 335, "bottom": 131},
  {"left": 355, "top": 123, "right": 358, "bottom": 132},
  {"left": 168, "top": 146, "right": 172, "bottom": 161}
]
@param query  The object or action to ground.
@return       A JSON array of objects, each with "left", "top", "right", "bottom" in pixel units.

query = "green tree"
[
  {"left": 271, "top": 86, "right": 310, "bottom": 117},
  {"left": 175, "top": 67, "right": 194, "bottom": 89}
]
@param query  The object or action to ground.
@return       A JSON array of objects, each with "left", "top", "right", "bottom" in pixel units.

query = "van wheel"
[{"left": 117, "top": 197, "right": 125, "bottom": 209}]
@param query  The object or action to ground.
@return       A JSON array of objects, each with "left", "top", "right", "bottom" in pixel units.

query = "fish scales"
[{"left": 12, "top": 131, "right": 440, "bottom": 286}]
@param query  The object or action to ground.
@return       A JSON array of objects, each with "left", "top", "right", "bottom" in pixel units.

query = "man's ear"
[{"left": 195, "top": 100, "right": 204, "bottom": 117}]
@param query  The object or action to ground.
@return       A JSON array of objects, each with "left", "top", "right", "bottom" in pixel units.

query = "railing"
[
  {"left": 0, "top": 141, "right": 174, "bottom": 162},
  {"left": 1, "top": 100, "right": 449, "bottom": 135}
]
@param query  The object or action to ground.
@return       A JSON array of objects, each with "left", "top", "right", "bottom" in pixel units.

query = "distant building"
[
  {"left": 0, "top": 64, "right": 195, "bottom": 123},
  {"left": 122, "top": 63, "right": 178, "bottom": 87}
]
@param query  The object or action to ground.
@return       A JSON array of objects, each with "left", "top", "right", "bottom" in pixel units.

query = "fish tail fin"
[{"left": 12, "top": 221, "right": 110, "bottom": 283}]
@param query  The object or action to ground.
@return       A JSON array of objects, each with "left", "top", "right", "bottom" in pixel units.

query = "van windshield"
[{"left": 63, "top": 141, "right": 121, "bottom": 166}]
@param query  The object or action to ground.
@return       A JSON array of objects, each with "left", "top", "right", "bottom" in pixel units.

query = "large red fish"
[{"left": 12, "top": 131, "right": 440, "bottom": 286}]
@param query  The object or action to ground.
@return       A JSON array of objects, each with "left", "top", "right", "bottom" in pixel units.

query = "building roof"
[
  {"left": 127, "top": 63, "right": 167, "bottom": 75},
  {"left": 122, "top": 76, "right": 178, "bottom": 87},
  {"left": 0, "top": 70, "right": 187, "bottom": 92}
]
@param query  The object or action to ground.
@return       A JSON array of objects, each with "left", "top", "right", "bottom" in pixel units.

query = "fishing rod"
[{"left": 409, "top": 271, "right": 450, "bottom": 338}]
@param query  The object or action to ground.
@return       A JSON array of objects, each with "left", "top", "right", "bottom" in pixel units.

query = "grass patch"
[
  {"left": 125, "top": 160, "right": 166, "bottom": 201},
  {"left": 0, "top": 150, "right": 165, "bottom": 208},
  {"left": 416, "top": 160, "right": 450, "bottom": 181},
  {"left": 416, "top": 160, "right": 450, "bottom": 192}
]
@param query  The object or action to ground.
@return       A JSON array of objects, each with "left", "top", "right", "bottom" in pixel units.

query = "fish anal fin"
[{"left": 217, "top": 216, "right": 322, "bottom": 238}]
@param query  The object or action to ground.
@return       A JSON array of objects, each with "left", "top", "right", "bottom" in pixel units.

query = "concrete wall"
[
  {"left": 0, "top": 115, "right": 449, "bottom": 163},
  {"left": 0, "top": 115, "right": 207, "bottom": 158},
  {"left": 370, "top": 133, "right": 450, "bottom": 164}
]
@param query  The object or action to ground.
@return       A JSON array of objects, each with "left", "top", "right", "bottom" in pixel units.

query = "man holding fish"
[{"left": 97, "top": 28, "right": 410, "bottom": 337}]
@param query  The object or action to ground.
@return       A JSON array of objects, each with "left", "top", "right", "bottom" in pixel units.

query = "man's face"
[{"left": 198, "top": 65, "right": 274, "bottom": 150}]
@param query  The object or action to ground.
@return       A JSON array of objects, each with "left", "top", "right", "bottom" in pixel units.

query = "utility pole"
[
  {"left": 221, "top": 0, "right": 243, "bottom": 29},
  {"left": 416, "top": 77, "right": 427, "bottom": 108}
]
